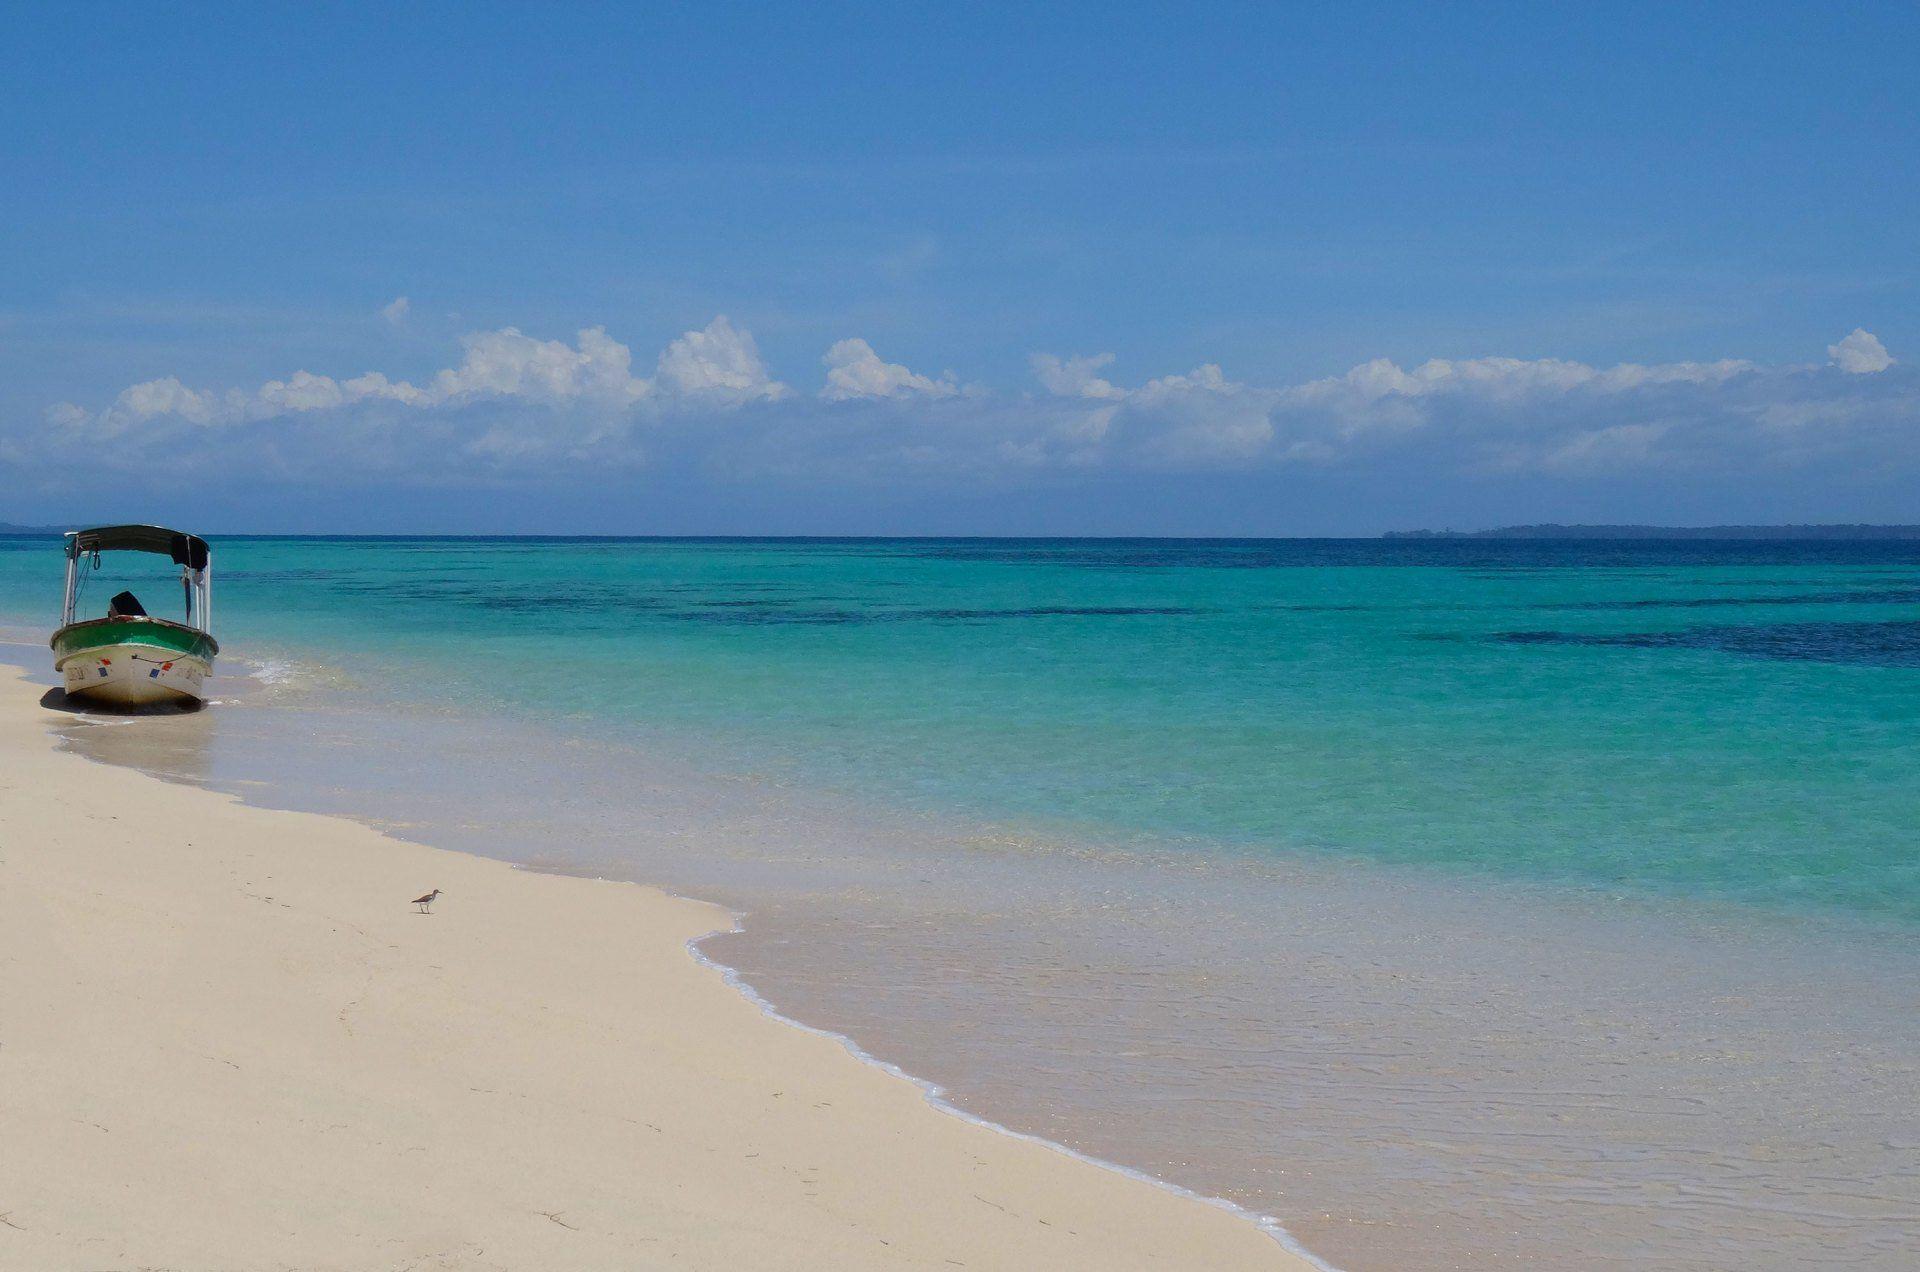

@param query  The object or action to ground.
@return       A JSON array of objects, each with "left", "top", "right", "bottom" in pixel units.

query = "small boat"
[{"left": 51, "top": 525, "right": 219, "bottom": 707}]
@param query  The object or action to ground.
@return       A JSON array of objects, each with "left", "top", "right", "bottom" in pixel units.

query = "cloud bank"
[{"left": 19, "top": 318, "right": 1913, "bottom": 500}]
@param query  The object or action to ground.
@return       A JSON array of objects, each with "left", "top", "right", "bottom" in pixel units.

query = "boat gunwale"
[{"left": 51, "top": 615, "right": 221, "bottom": 661}]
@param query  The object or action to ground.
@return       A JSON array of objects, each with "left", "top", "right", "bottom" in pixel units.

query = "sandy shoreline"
[{"left": 0, "top": 665, "right": 1315, "bottom": 1271}]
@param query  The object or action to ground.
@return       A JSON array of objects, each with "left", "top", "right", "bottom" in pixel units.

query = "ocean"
[{"left": 4, "top": 534, "right": 1916, "bottom": 1269}]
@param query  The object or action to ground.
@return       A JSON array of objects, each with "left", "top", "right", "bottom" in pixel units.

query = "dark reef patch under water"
[
  {"left": 1536, "top": 586, "right": 1920, "bottom": 611},
  {"left": 1500, "top": 619, "right": 1920, "bottom": 667}
]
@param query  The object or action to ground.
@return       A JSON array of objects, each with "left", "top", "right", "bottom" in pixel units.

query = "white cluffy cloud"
[
  {"left": 1829, "top": 327, "right": 1895, "bottom": 374},
  {"left": 820, "top": 338, "right": 958, "bottom": 401},
  {"left": 380, "top": 295, "right": 410, "bottom": 326},
  {"left": 430, "top": 325, "right": 648, "bottom": 405},
  {"left": 655, "top": 315, "right": 787, "bottom": 400},
  {"left": 1030, "top": 352, "right": 1125, "bottom": 400}
]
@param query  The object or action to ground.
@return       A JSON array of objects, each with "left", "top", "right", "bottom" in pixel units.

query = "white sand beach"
[{"left": 0, "top": 664, "right": 1312, "bottom": 1271}]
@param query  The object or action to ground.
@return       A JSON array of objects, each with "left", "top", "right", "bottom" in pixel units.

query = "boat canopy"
[{"left": 66, "top": 525, "right": 210, "bottom": 570}]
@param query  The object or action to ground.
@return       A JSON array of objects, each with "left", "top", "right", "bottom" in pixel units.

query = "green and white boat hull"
[{"left": 52, "top": 618, "right": 219, "bottom": 706}]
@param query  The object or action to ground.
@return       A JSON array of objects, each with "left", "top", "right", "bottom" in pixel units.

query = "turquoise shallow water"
[
  {"left": 6, "top": 533, "right": 1916, "bottom": 923},
  {"left": 6, "top": 533, "right": 1919, "bottom": 1270}
]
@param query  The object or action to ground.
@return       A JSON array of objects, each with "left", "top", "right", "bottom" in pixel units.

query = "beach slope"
[{"left": 0, "top": 666, "right": 1308, "bottom": 1271}]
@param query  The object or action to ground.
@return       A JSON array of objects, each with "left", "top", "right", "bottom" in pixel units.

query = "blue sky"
[{"left": 2, "top": 2, "right": 1915, "bottom": 534}]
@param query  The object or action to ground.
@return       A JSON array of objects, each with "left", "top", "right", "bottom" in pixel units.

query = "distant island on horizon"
[{"left": 1382, "top": 523, "right": 1920, "bottom": 541}]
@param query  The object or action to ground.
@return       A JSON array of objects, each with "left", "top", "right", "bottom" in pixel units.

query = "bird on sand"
[{"left": 412, "top": 888, "right": 441, "bottom": 914}]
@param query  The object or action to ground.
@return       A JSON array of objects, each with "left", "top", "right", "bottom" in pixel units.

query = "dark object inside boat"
[{"left": 107, "top": 590, "right": 147, "bottom": 619}]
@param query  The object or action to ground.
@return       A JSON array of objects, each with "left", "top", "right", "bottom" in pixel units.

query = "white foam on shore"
[
  {"left": 246, "top": 657, "right": 299, "bottom": 685},
  {"left": 679, "top": 907, "right": 1345, "bottom": 1272}
]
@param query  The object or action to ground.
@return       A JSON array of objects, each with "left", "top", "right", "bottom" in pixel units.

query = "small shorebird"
[{"left": 411, "top": 889, "right": 441, "bottom": 914}]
